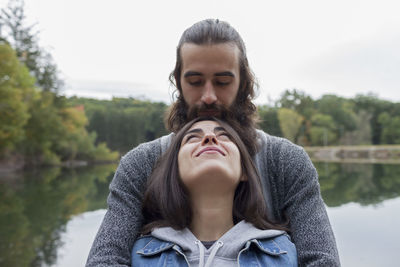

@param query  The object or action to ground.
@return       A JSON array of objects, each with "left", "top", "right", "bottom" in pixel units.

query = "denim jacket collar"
[
  {"left": 136, "top": 238, "right": 176, "bottom": 256},
  {"left": 245, "top": 239, "right": 288, "bottom": 255},
  {"left": 136, "top": 236, "right": 287, "bottom": 257}
]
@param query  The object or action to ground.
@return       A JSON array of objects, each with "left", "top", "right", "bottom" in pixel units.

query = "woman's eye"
[
  {"left": 218, "top": 132, "right": 231, "bottom": 141},
  {"left": 185, "top": 135, "right": 200, "bottom": 143}
]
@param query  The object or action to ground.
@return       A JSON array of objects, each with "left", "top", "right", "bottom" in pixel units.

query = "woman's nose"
[{"left": 202, "top": 133, "right": 218, "bottom": 145}]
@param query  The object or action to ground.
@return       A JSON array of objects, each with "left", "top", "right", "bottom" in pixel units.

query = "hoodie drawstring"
[
  {"left": 195, "top": 240, "right": 224, "bottom": 267},
  {"left": 195, "top": 241, "right": 205, "bottom": 267}
]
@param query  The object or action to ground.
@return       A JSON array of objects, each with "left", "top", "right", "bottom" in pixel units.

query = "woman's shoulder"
[
  {"left": 131, "top": 235, "right": 188, "bottom": 267},
  {"left": 256, "top": 234, "right": 296, "bottom": 252},
  {"left": 253, "top": 234, "right": 297, "bottom": 265},
  {"left": 132, "top": 235, "right": 177, "bottom": 258}
]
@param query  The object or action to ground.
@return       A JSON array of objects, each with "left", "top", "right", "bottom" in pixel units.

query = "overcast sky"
[{"left": 1, "top": 0, "right": 399, "bottom": 104}]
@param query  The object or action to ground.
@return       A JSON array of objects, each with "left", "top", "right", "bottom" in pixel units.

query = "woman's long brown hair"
[{"left": 141, "top": 117, "right": 286, "bottom": 234}]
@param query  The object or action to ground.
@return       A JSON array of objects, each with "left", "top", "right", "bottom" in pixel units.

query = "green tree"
[
  {"left": 339, "top": 109, "right": 372, "bottom": 145},
  {"left": 21, "top": 91, "right": 64, "bottom": 164},
  {"left": 352, "top": 94, "right": 393, "bottom": 144},
  {"left": 278, "top": 89, "right": 315, "bottom": 119},
  {"left": 0, "top": 1, "right": 117, "bottom": 166},
  {"left": 0, "top": 43, "right": 33, "bottom": 154},
  {"left": 258, "top": 105, "right": 282, "bottom": 136},
  {"left": 378, "top": 112, "right": 400, "bottom": 144},
  {"left": 0, "top": 0, "right": 63, "bottom": 93},
  {"left": 309, "top": 113, "right": 337, "bottom": 146},
  {"left": 277, "top": 108, "right": 304, "bottom": 143},
  {"left": 317, "top": 95, "right": 356, "bottom": 130},
  {"left": 69, "top": 97, "right": 168, "bottom": 154}
]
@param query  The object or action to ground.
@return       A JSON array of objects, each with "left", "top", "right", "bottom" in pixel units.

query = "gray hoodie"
[{"left": 151, "top": 220, "right": 289, "bottom": 267}]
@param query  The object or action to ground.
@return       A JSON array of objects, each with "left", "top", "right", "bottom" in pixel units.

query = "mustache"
[{"left": 186, "top": 103, "right": 233, "bottom": 121}]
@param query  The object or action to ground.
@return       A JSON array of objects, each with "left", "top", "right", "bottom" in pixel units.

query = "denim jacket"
[{"left": 131, "top": 234, "right": 297, "bottom": 266}]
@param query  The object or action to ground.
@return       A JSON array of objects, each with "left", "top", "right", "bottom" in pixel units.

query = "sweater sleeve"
[
  {"left": 276, "top": 139, "right": 340, "bottom": 266},
  {"left": 85, "top": 139, "right": 162, "bottom": 267}
]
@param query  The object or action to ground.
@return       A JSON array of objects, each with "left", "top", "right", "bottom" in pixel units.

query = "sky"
[{"left": 1, "top": 0, "right": 400, "bottom": 104}]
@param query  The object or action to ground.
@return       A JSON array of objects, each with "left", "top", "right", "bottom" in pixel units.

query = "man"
[{"left": 86, "top": 19, "right": 340, "bottom": 266}]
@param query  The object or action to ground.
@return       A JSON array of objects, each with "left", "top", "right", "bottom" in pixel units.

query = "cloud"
[{"left": 293, "top": 31, "right": 400, "bottom": 101}]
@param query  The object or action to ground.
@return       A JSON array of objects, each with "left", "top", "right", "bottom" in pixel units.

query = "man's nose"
[
  {"left": 200, "top": 81, "right": 217, "bottom": 105},
  {"left": 202, "top": 133, "right": 218, "bottom": 145}
]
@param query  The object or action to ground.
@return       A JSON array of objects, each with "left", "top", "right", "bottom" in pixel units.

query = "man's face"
[{"left": 179, "top": 43, "right": 240, "bottom": 117}]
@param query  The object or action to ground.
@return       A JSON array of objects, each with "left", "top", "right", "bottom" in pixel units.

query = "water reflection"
[
  {"left": 0, "top": 164, "right": 116, "bottom": 267},
  {"left": 316, "top": 163, "right": 400, "bottom": 207}
]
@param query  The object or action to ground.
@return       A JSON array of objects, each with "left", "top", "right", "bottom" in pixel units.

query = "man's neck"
[{"left": 189, "top": 192, "right": 235, "bottom": 241}]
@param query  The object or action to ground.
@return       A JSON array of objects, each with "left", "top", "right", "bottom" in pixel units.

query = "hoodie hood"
[{"left": 151, "top": 220, "right": 286, "bottom": 267}]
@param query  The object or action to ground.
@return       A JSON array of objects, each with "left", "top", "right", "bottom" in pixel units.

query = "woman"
[{"left": 132, "top": 117, "right": 297, "bottom": 266}]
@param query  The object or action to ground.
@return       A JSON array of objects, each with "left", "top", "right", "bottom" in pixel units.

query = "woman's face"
[{"left": 178, "top": 120, "right": 243, "bottom": 194}]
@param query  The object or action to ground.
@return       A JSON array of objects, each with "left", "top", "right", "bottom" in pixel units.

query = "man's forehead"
[{"left": 180, "top": 43, "right": 240, "bottom": 72}]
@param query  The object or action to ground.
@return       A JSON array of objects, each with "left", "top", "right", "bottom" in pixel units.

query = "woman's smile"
[{"left": 196, "top": 146, "right": 226, "bottom": 157}]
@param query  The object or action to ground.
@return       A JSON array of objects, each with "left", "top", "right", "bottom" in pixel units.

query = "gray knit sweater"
[{"left": 86, "top": 130, "right": 340, "bottom": 266}]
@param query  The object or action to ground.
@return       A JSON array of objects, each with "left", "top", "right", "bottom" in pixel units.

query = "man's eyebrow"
[
  {"left": 215, "top": 71, "right": 235, "bottom": 77},
  {"left": 183, "top": 71, "right": 202, "bottom": 78}
]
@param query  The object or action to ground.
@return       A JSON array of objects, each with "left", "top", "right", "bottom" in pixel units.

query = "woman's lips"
[{"left": 196, "top": 147, "right": 226, "bottom": 157}]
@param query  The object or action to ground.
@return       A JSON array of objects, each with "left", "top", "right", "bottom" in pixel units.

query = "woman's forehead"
[{"left": 188, "top": 120, "right": 220, "bottom": 132}]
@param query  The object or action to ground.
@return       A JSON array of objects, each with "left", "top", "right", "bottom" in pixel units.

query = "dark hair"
[
  {"left": 141, "top": 117, "right": 286, "bottom": 234},
  {"left": 165, "top": 19, "right": 259, "bottom": 156}
]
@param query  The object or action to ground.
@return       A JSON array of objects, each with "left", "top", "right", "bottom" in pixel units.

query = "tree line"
[
  {"left": 67, "top": 90, "right": 400, "bottom": 157},
  {"left": 66, "top": 97, "right": 168, "bottom": 154},
  {"left": 259, "top": 89, "right": 400, "bottom": 146}
]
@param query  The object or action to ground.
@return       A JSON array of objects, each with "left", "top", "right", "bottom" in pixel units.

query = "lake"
[{"left": 0, "top": 162, "right": 399, "bottom": 266}]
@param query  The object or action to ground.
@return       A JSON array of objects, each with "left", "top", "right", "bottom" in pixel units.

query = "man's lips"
[{"left": 196, "top": 147, "right": 226, "bottom": 157}]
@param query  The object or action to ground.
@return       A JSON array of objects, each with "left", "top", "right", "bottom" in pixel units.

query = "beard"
[{"left": 186, "top": 102, "right": 235, "bottom": 122}]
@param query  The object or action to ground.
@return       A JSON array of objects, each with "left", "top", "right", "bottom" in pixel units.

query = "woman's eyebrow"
[
  {"left": 214, "top": 126, "right": 226, "bottom": 133},
  {"left": 184, "top": 128, "right": 203, "bottom": 136}
]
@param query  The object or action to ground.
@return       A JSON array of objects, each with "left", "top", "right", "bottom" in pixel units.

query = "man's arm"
[
  {"left": 280, "top": 144, "right": 340, "bottom": 266},
  {"left": 86, "top": 138, "right": 162, "bottom": 267},
  {"left": 258, "top": 133, "right": 340, "bottom": 266}
]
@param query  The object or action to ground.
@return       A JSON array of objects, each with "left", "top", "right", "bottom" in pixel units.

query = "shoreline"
[
  {"left": 305, "top": 145, "right": 400, "bottom": 164},
  {"left": 0, "top": 159, "right": 119, "bottom": 174}
]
